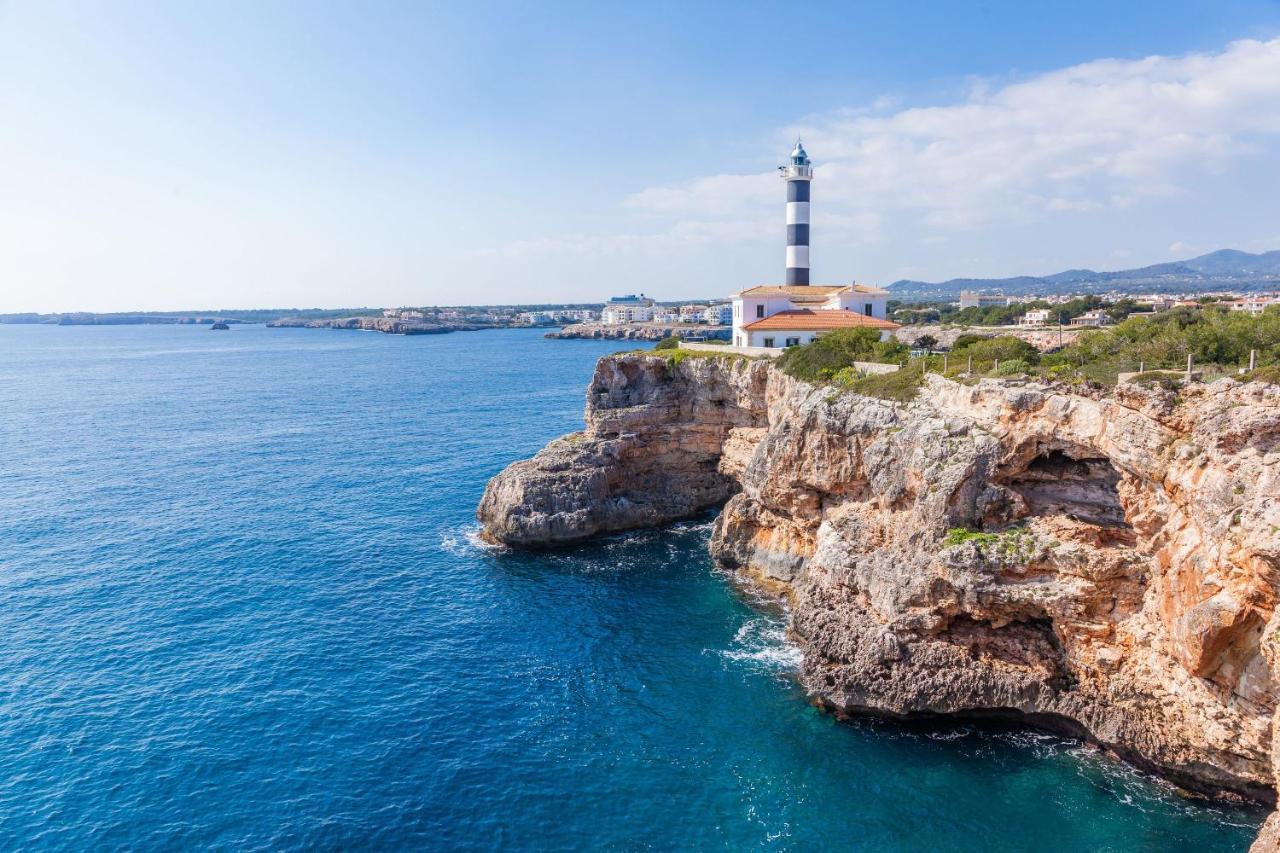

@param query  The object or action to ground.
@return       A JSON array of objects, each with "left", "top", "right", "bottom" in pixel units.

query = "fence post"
[
  {"left": 1250, "top": 349, "right": 1257, "bottom": 371},
  {"left": 1139, "top": 361, "right": 1144, "bottom": 373},
  {"left": 967, "top": 355, "right": 973, "bottom": 374},
  {"left": 994, "top": 359, "right": 1000, "bottom": 373},
  {"left": 1186, "top": 353, "right": 1193, "bottom": 378},
  {"left": 943, "top": 354, "right": 948, "bottom": 374}
]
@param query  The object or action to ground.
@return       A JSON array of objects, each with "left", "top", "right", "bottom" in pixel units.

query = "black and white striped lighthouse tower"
[{"left": 780, "top": 140, "right": 813, "bottom": 285}]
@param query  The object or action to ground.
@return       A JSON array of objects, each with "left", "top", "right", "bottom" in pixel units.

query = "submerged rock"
[{"left": 479, "top": 353, "right": 1280, "bottom": 841}]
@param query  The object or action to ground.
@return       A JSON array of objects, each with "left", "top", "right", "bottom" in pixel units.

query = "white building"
[
  {"left": 678, "top": 304, "right": 708, "bottom": 323},
  {"left": 652, "top": 310, "right": 680, "bottom": 324},
  {"left": 1229, "top": 297, "right": 1276, "bottom": 316},
  {"left": 702, "top": 303, "right": 733, "bottom": 325},
  {"left": 601, "top": 294, "right": 655, "bottom": 325},
  {"left": 731, "top": 284, "right": 898, "bottom": 348},
  {"left": 959, "top": 291, "right": 1014, "bottom": 309},
  {"left": 1019, "top": 309, "right": 1053, "bottom": 326},
  {"left": 1070, "top": 309, "right": 1109, "bottom": 327}
]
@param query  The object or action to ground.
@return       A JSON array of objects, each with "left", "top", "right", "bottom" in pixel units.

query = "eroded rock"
[{"left": 479, "top": 354, "right": 1280, "bottom": 841}]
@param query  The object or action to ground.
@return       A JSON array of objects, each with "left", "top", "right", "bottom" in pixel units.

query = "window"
[
  {"left": 763, "top": 337, "right": 775, "bottom": 348},
  {"left": 864, "top": 303, "right": 873, "bottom": 316},
  {"left": 785, "top": 337, "right": 800, "bottom": 347},
  {"left": 756, "top": 304, "right": 765, "bottom": 318}
]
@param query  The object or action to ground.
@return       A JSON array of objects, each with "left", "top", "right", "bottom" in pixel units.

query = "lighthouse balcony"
[{"left": 779, "top": 164, "right": 813, "bottom": 180}]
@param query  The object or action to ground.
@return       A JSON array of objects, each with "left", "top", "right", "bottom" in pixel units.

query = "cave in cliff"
[{"left": 1001, "top": 447, "right": 1131, "bottom": 530}]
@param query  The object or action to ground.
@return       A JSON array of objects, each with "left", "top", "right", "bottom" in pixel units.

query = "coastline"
[{"left": 478, "top": 351, "right": 1280, "bottom": 845}]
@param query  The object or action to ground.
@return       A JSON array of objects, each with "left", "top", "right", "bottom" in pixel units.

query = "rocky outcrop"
[
  {"left": 480, "top": 353, "right": 1280, "bottom": 840},
  {"left": 545, "top": 323, "right": 730, "bottom": 341},
  {"left": 478, "top": 356, "right": 770, "bottom": 545},
  {"left": 266, "top": 317, "right": 482, "bottom": 334}
]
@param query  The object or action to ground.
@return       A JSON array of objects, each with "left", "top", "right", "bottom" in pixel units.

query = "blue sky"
[{"left": 3, "top": 1, "right": 1280, "bottom": 311}]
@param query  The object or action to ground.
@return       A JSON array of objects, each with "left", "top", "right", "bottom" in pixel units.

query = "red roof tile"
[{"left": 743, "top": 309, "right": 901, "bottom": 332}]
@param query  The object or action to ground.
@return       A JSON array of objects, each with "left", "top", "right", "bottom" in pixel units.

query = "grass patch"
[
  {"left": 944, "top": 526, "right": 1036, "bottom": 561},
  {"left": 835, "top": 364, "right": 926, "bottom": 402},
  {"left": 1241, "top": 365, "right": 1280, "bottom": 386},
  {"left": 658, "top": 348, "right": 754, "bottom": 368},
  {"left": 945, "top": 527, "right": 1001, "bottom": 547},
  {"left": 1127, "top": 371, "right": 1186, "bottom": 391}
]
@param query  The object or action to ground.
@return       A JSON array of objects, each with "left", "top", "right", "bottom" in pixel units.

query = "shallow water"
[{"left": 0, "top": 324, "right": 1264, "bottom": 850}]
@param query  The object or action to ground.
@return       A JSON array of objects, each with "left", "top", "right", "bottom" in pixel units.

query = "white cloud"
[{"left": 486, "top": 38, "right": 1280, "bottom": 266}]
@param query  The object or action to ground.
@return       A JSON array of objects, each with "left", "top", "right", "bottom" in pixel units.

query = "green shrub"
[
  {"left": 995, "top": 358, "right": 1031, "bottom": 376},
  {"left": 960, "top": 336, "right": 1041, "bottom": 365},
  {"left": 700, "top": 338, "right": 728, "bottom": 345},
  {"left": 950, "top": 333, "right": 994, "bottom": 351},
  {"left": 654, "top": 335, "right": 680, "bottom": 350},
  {"left": 776, "top": 328, "right": 908, "bottom": 381}
]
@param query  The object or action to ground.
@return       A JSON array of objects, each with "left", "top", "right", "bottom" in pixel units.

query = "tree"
[{"left": 914, "top": 334, "right": 938, "bottom": 354}]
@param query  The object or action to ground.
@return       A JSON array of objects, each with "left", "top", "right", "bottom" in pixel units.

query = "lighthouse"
[{"left": 780, "top": 140, "right": 812, "bottom": 285}]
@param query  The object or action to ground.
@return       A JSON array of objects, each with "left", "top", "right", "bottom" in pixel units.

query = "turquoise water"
[{"left": 0, "top": 324, "right": 1264, "bottom": 850}]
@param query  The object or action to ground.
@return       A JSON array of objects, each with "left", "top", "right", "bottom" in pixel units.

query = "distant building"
[
  {"left": 678, "top": 304, "right": 708, "bottom": 323},
  {"left": 399, "top": 310, "right": 425, "bottom": 320},
  {"left": 601, "top": 294, "right": 655, "bottom": 325},
  {"left": 959, "top": 291, "right": 1014, "bottom": 309},
  {"left": 1229, "top": 297, "right": 1276, "bottom": 316},
  {"left": 652, "top": 310, "right": 680, "bottom": 324},
  {"left": 1070, "top": 309, "right": 1109, "bottom": 327},
  {"left": 1018, "top": 309, "right": 1053, "bottom": 326},
  {"left": 702, "top": 303, "right": 733, "bottom": 325}
]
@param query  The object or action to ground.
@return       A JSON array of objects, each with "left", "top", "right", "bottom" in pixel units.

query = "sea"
[{"left": 0, "top": 323, "right": 1265, "bottom": 851}]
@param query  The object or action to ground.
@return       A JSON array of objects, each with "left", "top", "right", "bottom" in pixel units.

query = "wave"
[
  {"left": 715, "top": 617, "right": 803, "bottom": 673},
  {"left": 438, "top": 523, "right": 507, "bottom": 556}
]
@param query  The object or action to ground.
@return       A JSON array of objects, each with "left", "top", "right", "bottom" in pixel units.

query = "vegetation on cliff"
[
  {"left": 775, "top": 328, "right": 908, "bottom": 381},
  {"left": 780, "top": 307, "right": 1280, "bottom": 392}
]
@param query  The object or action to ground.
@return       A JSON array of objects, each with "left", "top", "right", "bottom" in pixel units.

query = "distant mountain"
[{"left": 889, "top": 249, "right": 1280, "bottom": 301}]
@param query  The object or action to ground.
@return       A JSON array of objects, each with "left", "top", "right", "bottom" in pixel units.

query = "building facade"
[
  {"left": 702, "top": 303, "right": 733, "bottom": 325},
  {"left": 731, "top": 285, "right": 897, "bottom": 347},
  {"left": 600, "top": 294, "right": 655, "bottom": 325},
  {"left": 959, "top": 291, "right": 1014, "bottom": 309}
]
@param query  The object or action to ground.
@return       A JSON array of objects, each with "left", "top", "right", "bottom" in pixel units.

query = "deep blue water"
[{"left": 0, "top": 324, "right": 1264, "bottom": 851}]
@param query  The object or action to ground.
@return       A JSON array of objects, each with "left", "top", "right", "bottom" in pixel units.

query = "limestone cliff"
[{"left": 478, "top": 353, "right": 1280, "bottom": 845}]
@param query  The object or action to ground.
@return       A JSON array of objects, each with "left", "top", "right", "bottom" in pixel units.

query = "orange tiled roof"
[{"left": 743, "top": 309, "right": 901, "bottom": 332}]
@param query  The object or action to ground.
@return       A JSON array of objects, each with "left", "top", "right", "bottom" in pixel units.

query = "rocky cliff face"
[
  {"left": 477, "top": 356, "right": 771, "bottom": 545},
  {"left": 479, "top": 353, "right": 1280, "bottom": 845}
]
